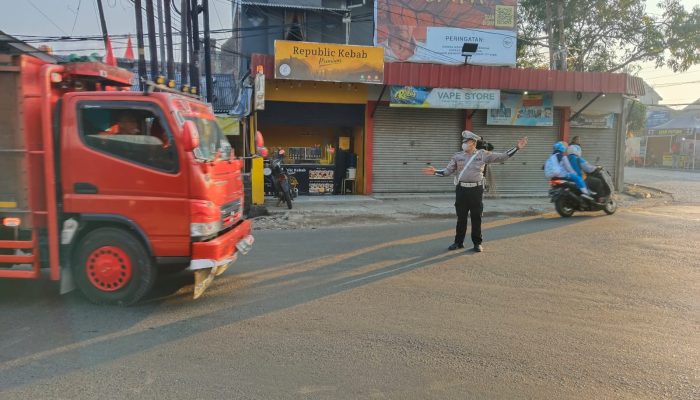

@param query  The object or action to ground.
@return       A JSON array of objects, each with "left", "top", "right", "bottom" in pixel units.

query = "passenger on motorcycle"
[
  {"left": 567, "top": 144, "right": 604, "bottom": 202},
  {"left": 544, "top": 141, "right": 595, "bottom": 201}
]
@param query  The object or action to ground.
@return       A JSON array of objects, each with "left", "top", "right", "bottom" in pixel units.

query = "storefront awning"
[{"left": 251, "top": 53, "right": 645, "bottom": 96}]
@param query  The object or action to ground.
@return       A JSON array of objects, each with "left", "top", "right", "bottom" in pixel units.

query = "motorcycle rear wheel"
[{"left": 555, "top": 197, "right": 575, "bottom": 218}]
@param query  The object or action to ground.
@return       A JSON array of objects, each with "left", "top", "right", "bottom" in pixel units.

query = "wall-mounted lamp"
[{"left": 462, "top": 43, "right": 478, "bottom": 65}]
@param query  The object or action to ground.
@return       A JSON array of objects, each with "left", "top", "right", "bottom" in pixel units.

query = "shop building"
[{"left": 251, "top": 53, "right": 644, "bottom": 196}]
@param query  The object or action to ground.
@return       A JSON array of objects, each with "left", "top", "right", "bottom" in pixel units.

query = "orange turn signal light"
[{"left": 3, "top": 217, "right": 21, "bottom": 227}]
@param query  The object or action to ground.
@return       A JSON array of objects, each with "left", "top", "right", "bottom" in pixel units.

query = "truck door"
[{"left": 61, "top": 99, "right": 190, "bottom": 257}]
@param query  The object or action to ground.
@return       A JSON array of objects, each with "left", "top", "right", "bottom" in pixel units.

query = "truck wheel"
[{"left": 72, "top": 227, "right": 156, "bottom": 306}]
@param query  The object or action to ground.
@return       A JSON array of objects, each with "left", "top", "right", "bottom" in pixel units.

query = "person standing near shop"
[{"left": 423, "top": 131, "right": 528, "bottom": 252}]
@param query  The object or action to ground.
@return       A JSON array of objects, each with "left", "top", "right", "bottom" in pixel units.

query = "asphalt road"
[
  {"left": 1, "top": 202, "right": 698, "bottom": 399},
  {"left": 625, "top": 167, "right": 700, "bottom": 203}
]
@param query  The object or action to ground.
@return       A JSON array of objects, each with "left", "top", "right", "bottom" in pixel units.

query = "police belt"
[{"left": 457, "top": 181, "right": 483, "bottom": 188}]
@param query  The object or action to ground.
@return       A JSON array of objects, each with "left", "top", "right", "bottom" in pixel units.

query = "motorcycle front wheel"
[
  {"left": 555, "top": 196, "right": 575, "bottom": 218},
  {"left": 603, "top": 197, "right": 617, "bottom": 215}
]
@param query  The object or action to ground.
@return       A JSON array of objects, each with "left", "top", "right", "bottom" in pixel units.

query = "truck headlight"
[{"left": 190, "top": 221, "right": 222, "bottom": 237}]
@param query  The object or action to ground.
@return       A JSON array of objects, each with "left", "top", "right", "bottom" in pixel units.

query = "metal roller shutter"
[
  {"left": 373, "top": 106, "right": 463, "bottom": 193},
  {"left": 570, "top": 118, "right": 620, "bottom": 180},
  {"left": 471, "top": 109, "right": 560, "bottom": 195}
]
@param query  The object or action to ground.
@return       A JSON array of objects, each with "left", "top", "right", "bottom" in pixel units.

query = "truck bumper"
[
  {"left": 187, "top": 220, "right": 253, "bottom": 299},
  {"left": 188, "top": 219, "right": 253, "bottom": 271}
]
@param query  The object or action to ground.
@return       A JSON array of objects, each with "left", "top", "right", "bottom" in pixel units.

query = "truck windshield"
[{"left": 185, "top": 116, "right": 232, "bottom": 161}]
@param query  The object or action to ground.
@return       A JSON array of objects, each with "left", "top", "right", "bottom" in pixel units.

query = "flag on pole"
[
  {"left": 123, "top": 34, "right": 135, "bottom": 60},
  {"left": 104, "top": 35, "right": 117, "bottom": 66}
]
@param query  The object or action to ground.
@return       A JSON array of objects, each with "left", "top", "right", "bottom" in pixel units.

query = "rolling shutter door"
[
  {"left": 373, "top": 106, "right": 462, "bottom": 193},
  {"left": 471, "top": 109, "right": 560, "bottom": 195},
  {"left": 570, "top": 117, "right": 620, "bottom": 180}
]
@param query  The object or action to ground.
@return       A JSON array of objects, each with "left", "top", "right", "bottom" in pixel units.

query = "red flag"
[
  {"left": 104, "top": 35, "right": 116, "bottom": 66},
  {"left": 123, "top": 34, "right": 135, "bottom": 60}
]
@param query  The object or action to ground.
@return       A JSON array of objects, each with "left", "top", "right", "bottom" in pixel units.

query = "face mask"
[{"left": 462, "top": 143, "right": 469, "bottom": 151}]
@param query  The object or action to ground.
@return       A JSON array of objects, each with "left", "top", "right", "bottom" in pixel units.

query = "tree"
[{"left": 518, "top": 0, "right": 700, "bottom": 73}]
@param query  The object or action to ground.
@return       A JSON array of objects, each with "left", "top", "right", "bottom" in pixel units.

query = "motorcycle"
[
  {"left": 548, "top": 166, "right": 617, "bottom": 217},
  {"left": 264, "top": 151, "right": 296, "bottom": 209}
]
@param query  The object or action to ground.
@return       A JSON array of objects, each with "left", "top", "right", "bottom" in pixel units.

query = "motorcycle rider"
[
  {"left": 544, "top": 141, "right": 595, "bottom": 201},
  {"left": 567, "top": 144, "right": 604, "bottom": 202}
]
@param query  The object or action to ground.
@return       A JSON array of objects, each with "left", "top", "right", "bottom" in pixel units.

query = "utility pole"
[
  {"left": 134, "top": 0, "right": 147, "bottom": 90},
  {"left": 545, "top": 0, "right": 555, "bottom": 70},
  {"left": 145, "top": 0, "right": 160, "bottom": 77},
  {"left": 557, "top": 0, "right": 567, "bottom": 71},
  {"left": 203, "top": 0, "right": 213, "bottom": 103},
  {"left": 157, "top": 0, "right": 166, "bottom": 74},
  {"left": 164, "top": 0, "right": 175, "bottom": 81},
  {"left": 190, "top": 0, "right": 201, "bottom": 92},
  {"left": 95, "top": 0, "right": 110, "bottom": 52},
  {"left": 180, "top": 0, "right": 189, "bottom": 88}
]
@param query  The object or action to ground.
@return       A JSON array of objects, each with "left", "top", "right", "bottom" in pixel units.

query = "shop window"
[
  {"left": 78, "top": 104, "right": 177, "bottom": 172},
  {"left": 285, "top": 11, "right": 306, "bottom": 41}
]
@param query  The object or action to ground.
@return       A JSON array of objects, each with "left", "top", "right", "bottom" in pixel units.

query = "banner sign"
[
  {"left": 390, "top": 86, "right": 500, "bottom": 109},
  {"left": 646, "top": 110, "right": 671, "bottom": 128},
  {"left": 374, "top": 0, "right": 517, "bottom": 64},
  {"left": 570, "top": 113, "right": 616, "bottom": 129},
  {"left": 254, "top": 72, "right": 265, "bottom": 111},
  {"left": 274, "top": 40, "right": 384, "bottom": 84},
  {"left": 487, "top": 92, "right": 554, "bottom": 126},
  {"left": 424, "top": 27, "right": 516, "bottom": 66}
]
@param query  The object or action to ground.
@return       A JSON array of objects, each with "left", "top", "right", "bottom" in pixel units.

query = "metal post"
[
  {"left": 694, "top": 131, "right": 697, "bottom": 170},
  {"left": 164, "top": 0, "right": 175, "bottom": 81},
  {"left": 96, "top": 0, "right": 110, "bottom": 51},
  {"left": 146, "top": 0, "right": 160, "bottom": 77},
  {"left": 135, "top": 0, "right": 148, "bottom": 90},
  {"left": 180, "top": 0, "right": 188, "bottom": 87},
  {"left": 157, "top": 0, "right": 166, "bottom": 73},
  {"left": 203, "top": 0, "right": 213, "bottom": 103},
  {"left": 191, "top": 0, "right": 201, "bottom": 92}
]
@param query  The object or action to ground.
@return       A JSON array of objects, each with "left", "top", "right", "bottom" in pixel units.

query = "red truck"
[{"left": 0, "top": 54, "right": 254, "bottom": 305}]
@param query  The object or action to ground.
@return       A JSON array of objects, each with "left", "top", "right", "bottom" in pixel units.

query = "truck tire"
[{"left": 72, "top": 227, "right": 156, "bottom": 306}]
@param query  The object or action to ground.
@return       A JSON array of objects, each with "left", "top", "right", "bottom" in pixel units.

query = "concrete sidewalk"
[{"left": 251, "top": 186, "right": 668, "bottom": 230}]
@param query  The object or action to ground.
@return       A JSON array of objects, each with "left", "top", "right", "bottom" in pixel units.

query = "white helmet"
[
  {"left": 461, "top": 130, "right": 482, "bottom": 142},
  {"left": 567, "top": 144, "right": 582, "bottom": 157}
]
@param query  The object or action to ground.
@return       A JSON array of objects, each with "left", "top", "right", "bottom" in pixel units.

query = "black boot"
[{"left": 448, "top": 243, "right": 464, "bottom": 251}]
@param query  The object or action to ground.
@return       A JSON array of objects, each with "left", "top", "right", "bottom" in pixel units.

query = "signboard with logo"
[
  {"left": 274, "top": 40, "right": 384, "bottom": 84},
  {"left": 646, "top": 110, "right": 671, "bottom": 128},
  {"left": 487, "top": 92, "right": 553, "bottom": 126},
  {"left": 254, "top": 71, "right": 265, "bottom": 111},
  {"left": 390, "top": 86, "right": 500, "bottom": 109},
  {"left": 570, "top": 113, "right": 616, "bottom": 129},
  {"left": 374, "top": 0, "right": 517, "bottom": 65}
]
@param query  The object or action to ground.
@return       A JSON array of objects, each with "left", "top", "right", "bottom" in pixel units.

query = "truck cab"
[{"left": 0, "top": 55, "right": 254, "bottom": 305}]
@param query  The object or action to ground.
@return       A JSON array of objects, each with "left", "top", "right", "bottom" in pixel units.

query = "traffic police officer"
[{"left": 424, "top": 130, "right": 528, "bottom": 252}]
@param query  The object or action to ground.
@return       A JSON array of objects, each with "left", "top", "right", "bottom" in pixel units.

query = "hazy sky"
[{"left": 1, "top": 0, "right": 698, "bottom": 108}]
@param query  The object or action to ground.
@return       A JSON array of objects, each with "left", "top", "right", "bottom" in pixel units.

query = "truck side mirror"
[{"left": 182, "top": 120, "right": 199, "bottom": 152}]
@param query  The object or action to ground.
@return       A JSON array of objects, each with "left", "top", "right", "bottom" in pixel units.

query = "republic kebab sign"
[{"left": 274, "top": 40, "right": 384, "bottom": 84}]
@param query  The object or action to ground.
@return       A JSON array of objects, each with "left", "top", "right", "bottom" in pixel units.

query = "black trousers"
[{"left": 454, "top": 185, "right": 484, "bottom": 246}]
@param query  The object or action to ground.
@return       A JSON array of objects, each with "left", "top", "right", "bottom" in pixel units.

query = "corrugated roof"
[
  {"left": 251, "top": 53, "right": 646, "bottom": 96},
  {"left": 242, "top": 1, "right": 346, "bottom": 11}
]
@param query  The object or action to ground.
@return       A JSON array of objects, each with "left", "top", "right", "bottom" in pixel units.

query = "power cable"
[{"left": 27, "top": 0, "right": 69, "bottom": 35}]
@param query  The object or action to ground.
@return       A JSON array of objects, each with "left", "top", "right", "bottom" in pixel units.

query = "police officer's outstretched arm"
[
  {"left": 482, "top": 136, "right": 528, "bottom": 163},
  {"left": 423, "top": 157, "right": 457, "bottom": 176}
]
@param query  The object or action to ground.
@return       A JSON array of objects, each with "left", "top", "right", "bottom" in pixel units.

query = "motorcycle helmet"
[
  {"left": 278, "top": 149, "right": 285, "bottom": 157},
  {"left": 567, "top": 144, "right": 582, "bottom": 157},
  {"left": 553, "top": 141, "right": 567, "bottom": 153}
]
